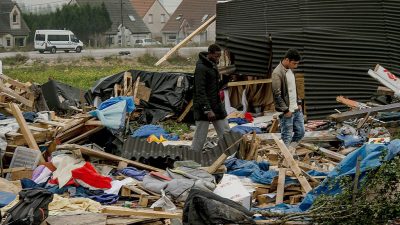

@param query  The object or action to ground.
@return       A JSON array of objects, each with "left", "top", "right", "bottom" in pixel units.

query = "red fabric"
[
  {"left": 219, "top": 90, "right": 225, "bottom": 102},
  {"left": 71, "top": 162, "right": 112, "bottom": 189},
  {"left": 48, "top": 162, "right": 112, "bottom": 189},
  {"left": 244, "top": 112, "right": 254, "bottom": 123}
]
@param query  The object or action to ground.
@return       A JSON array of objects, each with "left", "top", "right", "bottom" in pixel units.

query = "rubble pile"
[{"left": 0, "top": 64, "right": 399, "bottom": 225}]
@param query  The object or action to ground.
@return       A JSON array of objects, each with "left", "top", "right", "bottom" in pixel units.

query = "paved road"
[{"left": 0, "top": 47, "right": 207, "bottom": 61}]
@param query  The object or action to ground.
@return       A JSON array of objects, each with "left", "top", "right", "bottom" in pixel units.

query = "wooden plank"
[
  {"left": 295, "top": 73, "right": 305, "bottom": 99},
  {"left": 155, "top": 15, "right": 216, "bottom": 66},
  {"left": 245, "top": 131, "right": 257, "bottom": 160},
  {"left": 64, "top": 126, "right": 104, "bottom": 144},
  {"left": 227, "top": 79, "right": 272, "bottom": 87},
  {"left": 269, "top": 118, "right": 279, "bottom": 133},
  {"left": 300, "top": 143, "right": 345, "bottom": 161},
  {"left": 377, "top": 86, "right": 394, "bottom": 96},
  {"left": 206, "top": 136, "right": 244, "bottom": 174},
  {"left": 0, "top": 74, "right": 31, "bottom": 90},
  {"left": 9, "top": 103, "right": 45, "bottom": 163},
  {"left": 102, "top": 206, "right": 182, "bottom": 219},
  {"left": 177, "top": 100, "right": 193, "bottom": 122},
  {"left": 0, "top": 82, "right": 33, "bottom": 108},
  {"left": 272, "top": 134, "right": 312, "bottom": 193},
  {"left": 256, "top": 131, "right": 337, "bottom": 143},
  {"left": 46, "top": 213, "right": 107, "bottom": 225},
  {"left": 136, "top": 83, "right": 151, "bottom": 102},
  {"left": 336, "top": 96, "right": 368, "bottom": 109},
  {"left": 276, "top": 168, "right": 286, "bottom": 204},
  {"left": 64, "top": 144, "right": 164, "bottom": 172},
  {"left": 328, "top": 102, "right": 400, "bottom": 122},
  {"left": 117, "top": 161, "right": 128, "bottom": 170},
  {"left": 106, "top": 217, "right": 155, "bottom": 225}
]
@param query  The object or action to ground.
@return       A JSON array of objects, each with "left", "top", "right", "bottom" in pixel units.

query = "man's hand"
[
  {"left": 298, "top": 105, "right": 302, "bottom": 112},
  {"left": 207, "top": 111, "right": 216, "bottom": 121},
  {"left": 284, "top": 111, "right": 292, "bottom": 118}
]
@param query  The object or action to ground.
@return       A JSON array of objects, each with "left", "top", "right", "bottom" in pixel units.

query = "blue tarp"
[
  {"left": 132, "top": 125, "right": 179, "bottom": 141},
  {"left": 256, "top": 140, "right": 400, "bottom": 213}
]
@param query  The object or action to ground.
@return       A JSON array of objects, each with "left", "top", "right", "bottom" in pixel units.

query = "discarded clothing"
[
  {"left": 72, "top": 162, "right": 112, "bottom": 190},
  {"left": 183, "top": 188, "right": 255, "bottom": 225},
  {"left": 0, "top": 192, "right": 16, "bottom": 208},
  {"left": 22, "top": 112, "right": 37, "bottom": 123},
  {"left": 33, "top": 165, "right": 52, "bottom": 184},
  {"left": 49, "top": 194, "right": 102, "bottom": 216},
  {"left": 132, "top": 125, "right": 179, "bottom": 140},
  {"left": 173, "top": 161, "right": 201, "bottom": 169},
  {"left": 337, "top": 134, "right": 365, "bottom": 148},
  {"left": 88, "top": 193, "right": 119, "bottom": 205},
  {"left": 90, "top": 100, "right": 129, "bottom": 130},
  {"left": 0, "top": 113, "right": 7, "bottom": 120},
  {"left": 231, "top": 126, "right": 262, "bottom": 135},
  {"left": 226, "top": 158, "right": 275, "bottom": 185},
  {"left": 120, "top": 167, "right": 147, "bottom": 181},
  {"left": 51, "top": 154, "right": 86, "bottom": 188},
  {"left": 98, "top": 96, "right": 135, "bottom": 113},
  {"left": 105, "top": 177, "right": 135, "bottom": 195},
  {"left": 228, "top": 118, "right": 249, "bottom": 125}
]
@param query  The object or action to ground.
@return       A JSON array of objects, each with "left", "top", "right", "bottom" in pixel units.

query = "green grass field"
[{"left": 2, "top": 54, "right": 195, "bottom": 90}]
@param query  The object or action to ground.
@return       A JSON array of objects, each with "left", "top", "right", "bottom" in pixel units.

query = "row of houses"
[{"left": 0, "top": 0, "right": 217, "bottom": 48}]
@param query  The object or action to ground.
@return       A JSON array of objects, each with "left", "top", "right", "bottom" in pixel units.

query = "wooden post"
[
  {"left": 177, "top": 100, "right": 193, "bottom": 122},
  {"left": 272, "top": 134, "right": 312, "bottom": 193},
  {"left": 155, "top": 15, "right": 216, "bottom": 66},
  {"left": 9, "top": 103, "right": 45, "bottom": 163},
  {"left": 276, "top": 168, "right": 286, "bottom": 204}
]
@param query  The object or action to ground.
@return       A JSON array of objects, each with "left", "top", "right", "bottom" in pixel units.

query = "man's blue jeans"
[{"left": 279, "top": 111, "right": 305, "bottom": 146}]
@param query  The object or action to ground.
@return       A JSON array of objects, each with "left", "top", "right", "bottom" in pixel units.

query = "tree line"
[{"left": 23, "top": 3, "right": 112, "bottom": 46}]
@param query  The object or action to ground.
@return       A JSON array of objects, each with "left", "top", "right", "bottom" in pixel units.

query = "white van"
[{"left": 34, "top": 30, "right": 84, "bottom": 54}]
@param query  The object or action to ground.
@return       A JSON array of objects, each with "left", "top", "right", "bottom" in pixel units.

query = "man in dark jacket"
[
  {"left": 191, "top": 44, "right": 230, "bottom": 151},
  {"left": 271, "top": 49, "right": 305, "bottom": 149}
]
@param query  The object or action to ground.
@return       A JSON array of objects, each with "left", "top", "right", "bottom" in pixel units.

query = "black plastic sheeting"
[
  {"left": 41, "top": 80, "right": 83, "bottom": 114},
  {"left": 85, "top": 70, "right": 193, "bottom": 123},
  {"left": 121, "top": 131, "right": 242, "bottom": 167},
  {"left": 216, "top": 0, "right": 400, "bottom": 119}
]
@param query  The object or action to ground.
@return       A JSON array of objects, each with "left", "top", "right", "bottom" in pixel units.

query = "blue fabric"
[
  {"left": 0, "top": 191, "right": 16, "bottom": 208},
  {"left": 90, "top": 99, "right": 132, "bottom": 130},
  {"left": 228, "top": 118, "right": 249, "bottom": 125},
  {"left": 279, "top": 111, "right": 305, "bottom": 146},
  {"left": 132, "top": 125, "right": 179, "bottom": 140},
  {"left": 0, "top": 113, "right": 7, "bottom": 120},
  {"left": 307, "top": 170, "right": 328, "bottom": 177},
  {"left": 225, "top": 158, "right": 277, "bottom": 184},
  {"left": 256, "top": 141, "right": 400, "bottom": 214},
  {"left": 22, "top": 112, "right": 38, "bottom": 123},
  {"left": 98, "top": 96, "right": 135, "bottom": 113},
  {"left": 21, "top": 178, "right": 46, "bottom": 189},
  {"left": 120, "top": 167, "right": 147, "bottom": 181},
  {"left": 230, "top": 126, "right": 262, "bottom": 135},
  {"left": 88, "top": 193, "right": 119, "bottom": 205},
  {"left": 337, "top": 134, "right": 365, "bottom": 147}
]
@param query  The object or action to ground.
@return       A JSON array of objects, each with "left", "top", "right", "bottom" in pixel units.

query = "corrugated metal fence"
[{"left": 216, "top": 0, "right": 400, "bottom": 119}]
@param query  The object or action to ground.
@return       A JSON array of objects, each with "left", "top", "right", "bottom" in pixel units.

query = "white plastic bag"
[{"left": 150, "top": 189, "right": 177, "bottom": 213}]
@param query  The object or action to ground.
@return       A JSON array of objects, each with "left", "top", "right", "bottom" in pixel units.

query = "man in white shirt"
[{"left": 271, "top": 49, "right": 304, "bottom": 149}]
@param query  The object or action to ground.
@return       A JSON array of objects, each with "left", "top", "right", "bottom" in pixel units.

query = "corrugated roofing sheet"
[
  {"left": 216, "top": 0, "right": 400, "bottom": 119},
  {"left": 122, "top": 131, "right": 242, "bottom": 167}
]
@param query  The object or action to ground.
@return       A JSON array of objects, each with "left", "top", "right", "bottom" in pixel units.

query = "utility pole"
[{"left": 120, "top": 0, "right": 125, "bottom": 47}]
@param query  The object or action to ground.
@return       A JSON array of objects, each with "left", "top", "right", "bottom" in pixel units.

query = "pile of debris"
[{"left": 0, "top": 63, "right": 399, "bottom": 225}]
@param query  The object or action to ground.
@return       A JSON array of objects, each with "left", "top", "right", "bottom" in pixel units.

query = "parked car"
[
  {"left": 34, "top": 30, "right": 84, "bottom": 53},
  {"left": 134, "top": 38, "right": 162, "bottom": 47}
]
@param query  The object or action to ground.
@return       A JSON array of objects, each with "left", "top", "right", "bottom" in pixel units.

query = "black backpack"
[{"left": 1, "top": 188, "right": 53, "bottom": 225}]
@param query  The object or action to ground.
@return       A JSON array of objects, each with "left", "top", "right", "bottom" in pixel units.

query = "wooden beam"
[
  {"left": 300, "top": 143, "right": 345, "bottom": 161},
  {"left": 328, "top": 102, "right": 400, "bottom": 122},
  {"left": 377, "top": 86, "right": 394, "bottom": 96},
  {"left": 9, "top": 103, "right": 45, "bottom": 163},
  {"left": 63, "top": 144, "right": 164, "bottom": 173},
  {"left": 177, "top": 100, "right": 193, "bottom": 122},
  {"left": 155, "top": 15, "right": 216, "bottom": 66},
  {"left": 276, "top": 168, "right": 286, "bottom": 204},
  {"left": 63, "top": 126, "right": 104, "bottom": 144},
  {"left": 256, "top": 131, "right": 337, "bottom": 143},
  {"left": 0, "top": 81, "right": 33, "bottom": 108},
  {"left": 206, "top": 136, "right": 244, "bottom": 174},
  {"left": 227, "top": 79, "right": 272, "bottom": 87},
  {"left": 272, "top": 134, "right": 312, "bottom": 193},
  {"left": 102, "top": 206, "right": 182, "bottom": 219}
]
